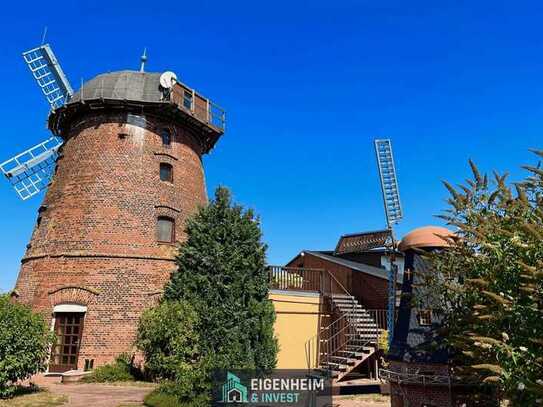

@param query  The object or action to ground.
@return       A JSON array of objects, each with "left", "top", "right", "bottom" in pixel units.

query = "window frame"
[
  {"left": 161, "top": 128, "right": 172, "bottom": 146},
  {"left": 157, "top": 216, "right": 175, "bottom": 243},
  {"left": 418, "top": 309, "right": 432, "bottom": 326},
  {"left": 159, "top": 163, "right": 173, "bottom": 183},
  {"left": 183, "top": 90, "right": 193, "bottom": 110}
]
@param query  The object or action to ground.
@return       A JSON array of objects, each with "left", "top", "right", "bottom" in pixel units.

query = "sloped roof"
[
  {"left": 304, "top": 251, "right": 389, "bottom": 280},
  {"left": 334, "top": 229, "right": 391, "bottom": 255}
]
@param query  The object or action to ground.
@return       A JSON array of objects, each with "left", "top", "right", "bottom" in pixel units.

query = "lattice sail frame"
[
  {"left": 375, "top": 139, "right": 403, "bottom": 228},
  {"left": 374, "top": 139, "right": 403, "bottom": 346},
  {"left": 0, "top": 137, "right": 63, "bottom": 200},
  {"left": 22, "top": 44, "right": 73, "bottom": 110}
]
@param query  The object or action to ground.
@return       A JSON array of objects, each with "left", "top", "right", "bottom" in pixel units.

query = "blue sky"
[{"left": 0, "top": 1, "right": 542, "bottom": 291}]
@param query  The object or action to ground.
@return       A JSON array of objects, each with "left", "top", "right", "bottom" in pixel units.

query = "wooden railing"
[{"left": 170, "top": 83, "right": 226, "bottom": 131}]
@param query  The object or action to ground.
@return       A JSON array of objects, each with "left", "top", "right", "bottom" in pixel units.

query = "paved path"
[{"left": 31, "top": 375, "right": 153, "bottom": 407}]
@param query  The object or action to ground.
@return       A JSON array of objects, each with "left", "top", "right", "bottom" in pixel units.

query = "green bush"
[
  {"left": 0, "top": 294, "right": 54, "bottom": 398},
  {"left": 144, "top": 388, "right": 181, "bottom": 407},
  {"left": 144, "top": 380, "right": 210, "bottom": 407},
  {"left": 82, "top": 353, "right": 138, "bottom": 383},
  {"left": 136, "top": 301, "right": 200, "bottom": 381},
  {"left": 136, "top": 301, "right": 206, "bottom": 404}
]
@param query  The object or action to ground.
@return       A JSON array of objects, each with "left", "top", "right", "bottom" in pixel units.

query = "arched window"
[
  {"left": 161, "top": 129, "right": 171, "bottom": 146},
  {"left": 160, "top": 163, "right": 173, "bottom": 183},
  {"left": 157, "top": 217, "right": 175, "bottom": 243}
]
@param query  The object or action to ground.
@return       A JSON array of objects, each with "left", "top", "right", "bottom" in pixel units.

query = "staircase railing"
[{"left": 305, "top": 269, "right": 383, "bottom": 374}]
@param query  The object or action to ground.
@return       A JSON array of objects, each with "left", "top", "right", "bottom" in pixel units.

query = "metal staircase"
[{"left": 311, "top": 294, "right": 381, "bottom": 382}]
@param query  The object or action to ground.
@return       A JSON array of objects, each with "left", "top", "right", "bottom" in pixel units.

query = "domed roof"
[
  {"left": 68, "top": 70, "right": 164, "bottom": 105},
  {"left": 399, "top": 226, "right": 454, "bottom": 251}
]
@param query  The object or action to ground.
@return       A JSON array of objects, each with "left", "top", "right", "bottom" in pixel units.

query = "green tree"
[
  {"left": 164, "top": 186, "right": 278, "bottom": 372},
  {"left": 423, "top": 154, "right": 543, "bottom": 405},
  {"left": 0, "top": 295, "right": 54, "bottom": 398}
]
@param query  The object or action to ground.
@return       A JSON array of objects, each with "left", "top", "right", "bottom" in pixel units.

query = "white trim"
[
  {"left": 269, "top": 289, "right": 320, "bottom": 297},
  {"left": 53, "top": 304, "right": 87, "bottom": 313}
]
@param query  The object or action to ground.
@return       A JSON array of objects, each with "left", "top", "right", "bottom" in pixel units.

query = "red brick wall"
[
  {"left": 389, "top": 361, "right": 452, "bottom": 407},
  {"left": 286, "top": 253, "right": 388, "bottom": 309},
  {"left": 14, "top": 111, "right": 208, "bottom": 370}
]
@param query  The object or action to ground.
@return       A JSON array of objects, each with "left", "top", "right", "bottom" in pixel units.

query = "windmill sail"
[
  {"left": 375, "top": 139, "right": 403, "bottom": 227},
  {"left": 22, "top": 44, "right": 73, "bottom": 110},
  {"left": 0, "top": 137, "right": 63, "bottom": 200},
  {"left": 374, "top": 138, "right": 403, "bottom": 346}
]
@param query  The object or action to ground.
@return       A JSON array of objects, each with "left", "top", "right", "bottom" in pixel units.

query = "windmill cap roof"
[
  {"left": 399, "top": 226, "right": 454, "bottom": 251},
  {"left": 68, "top": 70, "right": 164, "bottom": 104}
]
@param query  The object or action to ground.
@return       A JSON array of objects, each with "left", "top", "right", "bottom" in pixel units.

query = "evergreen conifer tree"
[{"left": 164, "top": 186, "right": 278, "bottom": 372}]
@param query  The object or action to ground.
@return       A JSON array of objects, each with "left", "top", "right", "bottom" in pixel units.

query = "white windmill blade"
[
  {"left": 0, "top": 137, "right": 63, "bottom": 200},
  {"left": 374, "top": 139, "right": 403, "bottom": 228},
  {"left": 22, "top": 43, "right": 73, "bottom": 110}
]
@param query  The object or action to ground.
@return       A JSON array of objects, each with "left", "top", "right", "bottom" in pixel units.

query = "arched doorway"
[{"left": 49, "top": 304, "right": 86, "bottom": 372}]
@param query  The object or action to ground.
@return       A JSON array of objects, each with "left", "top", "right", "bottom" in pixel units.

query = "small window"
[
  {"left": 183, "top": 90, "right": 193, "bottom": 110},
  {"left": 157, "top": 217, "right": 175, "bottom": 243},
  {"left": 160, "top": 163, "right": 173, "bottom": 183},
  {"left": 418, "top": 309, "right": 432, "bottom": 326},
  {"left": 161, "top": 129, "right": 171, "bottom": 146}
]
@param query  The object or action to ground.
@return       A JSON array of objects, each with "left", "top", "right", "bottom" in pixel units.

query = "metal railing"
[
  {"left": 268, "top": 266, "right": 323, "bottom": 292},
  {"left": 366, "top": 309, "right": 388, "bottom": 330},
  {"left": 379, "top": 368, "right": 451, "bottom": 385}
]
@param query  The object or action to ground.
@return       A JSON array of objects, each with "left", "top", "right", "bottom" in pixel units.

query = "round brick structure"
[{"left": 13, "top": 71, "right": 224, "bottom": 371}]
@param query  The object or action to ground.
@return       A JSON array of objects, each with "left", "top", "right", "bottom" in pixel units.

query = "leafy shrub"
[
  {"left": 136, "top": 301, "right": 199, "bottom": 381},
  {"left": 0, "top": 294, "right": 54, "bottom": 398},
  {"left": 378, "top": 329, "right": 389, "bottom": 353},
  {"left": 137, "top": 301, "right": 206, "bottom": 404},
  {"left": 82, "top": 353, "right": 138, "bottom": 383},
  {"left": 144, "top": 380, "right": 209, "bottom": 407},
  {"left": 144, "top": 388, "right": 180, "bottom": 407}
]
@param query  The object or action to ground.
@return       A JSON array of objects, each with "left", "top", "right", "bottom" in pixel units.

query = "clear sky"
[{"left": 0, "top": 1, "right": 542, "bottom": 291}]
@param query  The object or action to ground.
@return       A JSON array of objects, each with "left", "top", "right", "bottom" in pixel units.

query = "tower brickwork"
[{"left": 13, "top": 70, "right": 224, "bottom": 371}]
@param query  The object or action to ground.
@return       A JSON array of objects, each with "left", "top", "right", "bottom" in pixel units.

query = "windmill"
[
  {"left": 0, "top": 42, "right": 72, "bottom": 200},
  {"left": 374, "top": 139, "right": 403, "bottom": 344}
]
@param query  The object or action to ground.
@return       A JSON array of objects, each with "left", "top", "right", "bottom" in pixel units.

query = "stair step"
[
  {"left": 329, "top": 356, "right": 357, "bottom": 365},
  {"left": 337, "top": 350, "right": 365, "bottom": 357},
  {"left": 315, "top": 369, "right": 339, "bottom": 378},
  {"left": 320, "top": 362, "right": 347, "bottom": 372},
  {"left": 331, "top": 294, "right": 354, "bottom": 299},
  {"left": 333, "top": 299, "right": 361, "bottom": 303},
  {"left": 346, "top": 344, "right": 374, "bottom": 351}
]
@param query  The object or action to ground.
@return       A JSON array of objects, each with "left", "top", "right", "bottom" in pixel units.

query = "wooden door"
[{"left": 49, "top": 312, "right": 84, "bottom": 372}]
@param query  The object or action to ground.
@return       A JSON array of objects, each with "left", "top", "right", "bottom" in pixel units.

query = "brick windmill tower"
[{"left": 3, "top": 44, "right": 225, "bottom": 372}]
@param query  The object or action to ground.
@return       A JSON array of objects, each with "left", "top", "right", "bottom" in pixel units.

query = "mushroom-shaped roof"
[
  {"left": 399, "top": 226, "right": 454, "bottom": 251},
  {"left": 68, "top": 70, "right": 164, "bottom": 104}
]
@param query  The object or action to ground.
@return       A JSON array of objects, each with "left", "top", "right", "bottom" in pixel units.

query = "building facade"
[{"left": 12, "top": 71, "right": 224, "bottom": 372}]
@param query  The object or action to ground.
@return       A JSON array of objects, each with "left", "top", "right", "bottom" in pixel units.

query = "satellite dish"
[{"left": 160, "top": 71, "right": 177, "bottom": 89}]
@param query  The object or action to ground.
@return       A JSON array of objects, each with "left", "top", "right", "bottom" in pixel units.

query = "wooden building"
[{"left": 269, "top": 230, "right": 399, "bottom": 381}]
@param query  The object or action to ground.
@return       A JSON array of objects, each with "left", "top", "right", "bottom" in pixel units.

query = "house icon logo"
[{"left": 219, "top": 372, "right": 248, "bottom": 403}]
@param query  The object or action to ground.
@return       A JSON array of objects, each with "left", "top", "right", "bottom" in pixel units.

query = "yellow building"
[{"left": 269, "top": 290, "right": 323, "bottom": 369}]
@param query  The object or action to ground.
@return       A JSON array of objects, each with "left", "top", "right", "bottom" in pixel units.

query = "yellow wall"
[{"left": 270, "top": 290, "right": 322, "bottom": 369}]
